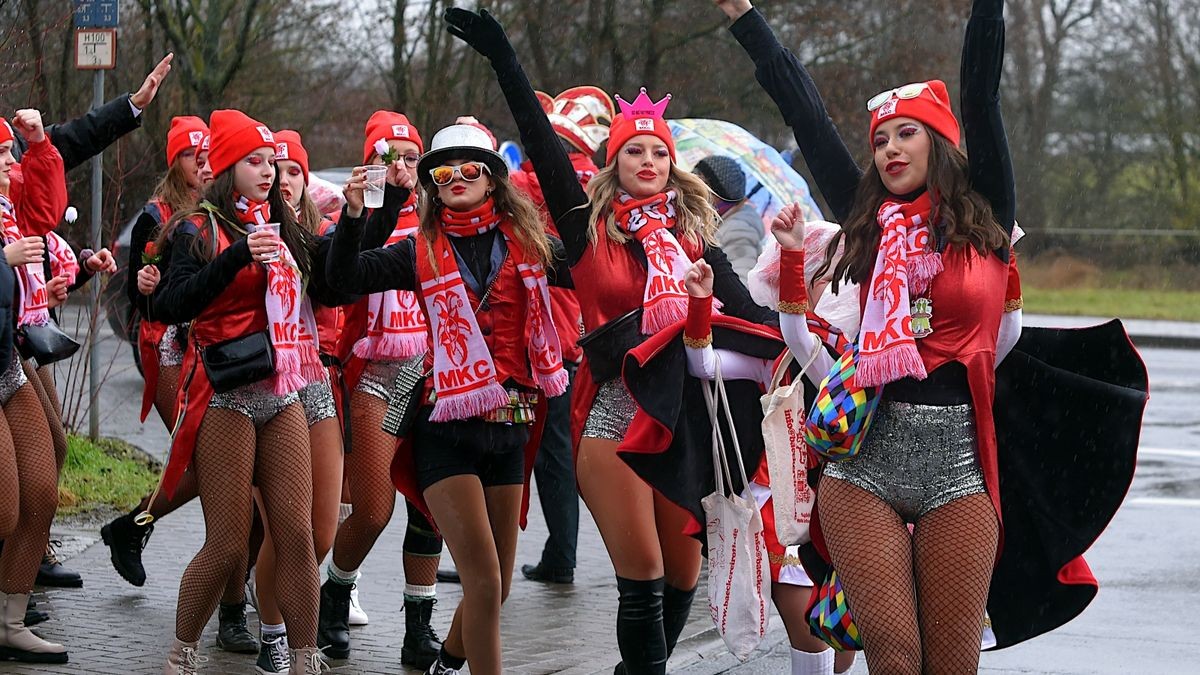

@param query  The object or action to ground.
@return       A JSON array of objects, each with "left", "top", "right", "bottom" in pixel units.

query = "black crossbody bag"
[{"left": 197, "top": 207, "right": 275, "bottom": 394}]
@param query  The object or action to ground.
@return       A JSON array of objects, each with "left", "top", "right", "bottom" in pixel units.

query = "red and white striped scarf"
[
  {"left": 856, "top": 192, "right": 943, "bottom": 387},
  {"left": 1, "top": 194, "right": 51, "bottom": 327},
  {"left": 353, "top": 193, "right": 428, "bottom": 360},
  {"left": 46, "top": 232, "right": 79, "bottom": 286},
  {"left": 612, "top": 190, "right": 693, "bottom": 333},
  {"left": 234, "top": 195, "right": 322, "bottom": 395},
  {"left": 416, "top": 198, "right": 568, "bottom": 422}
]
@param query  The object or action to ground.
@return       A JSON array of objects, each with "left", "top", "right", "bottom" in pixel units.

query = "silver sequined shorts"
[
  {"left": 209, "top": 379, "right": 299, "bottom": 429},
  {"left": 355, "top": 358, "right": 417, "bottom": 403},
  {"left": 0, "top": 352, "right": 28, "bottom": 406},
  {"left": 298, "top": 378, "right": 337, "bottom": 427},
  {"left": 822, "top": 400, "right": 984, "bottom": 523},
  {"left": 158, "top": 324, "right": 185, "bottom": 367},
  {"left": 582, "top": 379, "right": 638, "bottom": 442}
]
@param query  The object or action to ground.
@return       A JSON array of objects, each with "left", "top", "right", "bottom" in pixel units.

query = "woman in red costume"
[
  {"left": 444, "top": 8, "right": 776, "bottom": 673},
  {"left": 718, "top": 0, "right": 1145, "bottom": 671},
  {"left": 0, "top": 111, "right": 69, "bottom": 665},
  {"left": 152, "top": 110, "right": 351, "bottom": 675},
  {"left": 326, "top": 122, "right": 571, "bottom": 675}
]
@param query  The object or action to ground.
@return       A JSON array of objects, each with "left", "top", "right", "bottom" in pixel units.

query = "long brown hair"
[
  {"left": 158, "top": 169, "right": 316, "bottom": 278},
  {"left": 584, "top": 163, "right": 719, "bottom": 249},
  {"left": 418, "top": 172, "right": 554, "bottom": 274},
  {"left": 151, "top": 160, "right": 198, "bottom": 215},
  {"left": 816, "top": 129, "right": 1007, "bottom": 291}
]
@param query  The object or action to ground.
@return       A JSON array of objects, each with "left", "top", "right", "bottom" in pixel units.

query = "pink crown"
[{"left": 615, "top": 87, "right": 671, "bottom": 119}]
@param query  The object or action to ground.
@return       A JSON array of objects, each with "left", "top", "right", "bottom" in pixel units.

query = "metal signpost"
[{"left": 73, "top": 1, "right": 118, "bottom": 439}]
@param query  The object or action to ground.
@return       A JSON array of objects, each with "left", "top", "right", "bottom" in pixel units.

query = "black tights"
[{"left": 174, "top": 405, "right": 318, "bottom": 648}]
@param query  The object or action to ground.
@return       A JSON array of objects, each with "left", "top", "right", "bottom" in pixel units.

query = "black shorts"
[{"left": 411, "top": 406, "right": 529, "bottom": 492}]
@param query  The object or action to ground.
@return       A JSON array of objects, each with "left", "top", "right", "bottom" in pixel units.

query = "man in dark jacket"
[{"left": 13, "top": 54, "right": 172, "bottom": 171}]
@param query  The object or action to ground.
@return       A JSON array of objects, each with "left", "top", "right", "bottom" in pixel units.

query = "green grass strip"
[
  {"left": 58, "top": 435, "right": 160, "bottom": 516},
  {"left": 1024, "top": 287, "right": 1200, "bottom": 322}
]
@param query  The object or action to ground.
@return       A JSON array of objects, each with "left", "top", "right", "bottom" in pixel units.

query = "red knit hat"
[
  {"left": 606, "top": 88, "right": 674, "bottom": 165},
  {"left": 868, "top": 79, "right": 961, "bottom": 148},
  {"left": 206, "top": 109, "right": 276, "bottom": 178},
  {"left": 0, "top": 119, "right": 14, "bottom": 147},
  {"left": 273, "top": 129, "right": 309, "bottom": 183},
  {"left": 363, "top": 110, "right": 423, "bottom": 162},
  {"left": 165, "top": 116, "right": 209, "bottom": 167}
]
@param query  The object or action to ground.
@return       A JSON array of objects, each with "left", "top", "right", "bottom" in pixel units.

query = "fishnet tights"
[
  {"left": 332, "top": 392, "right": 397, "bottom": 572},
  {"left": 818, "top": 477, "right": 997, "bottom": 675},
  {"left": 153, "top": 365, "right": 182, "bottom": 430},
  {"left": 24, "top": 364, "right": 67, "bottom": 472},
  {"left": 176, "top": 404, "right": 319, "bottom": 647},
  {"left": 0, "top": 384, "right": 57, "bottom": 593}
]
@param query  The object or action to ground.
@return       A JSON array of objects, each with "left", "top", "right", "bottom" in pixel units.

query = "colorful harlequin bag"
[
  {"left": 807, "top": 569, "right": 862, "bottom": 651},
  {"left": 804, "top": 345, "right": 881, "bottom": 462}
]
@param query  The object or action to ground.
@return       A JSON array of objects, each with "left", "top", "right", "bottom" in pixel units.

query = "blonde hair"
[
  {"left": 584, "top": 163, "right": 720, "bottom": 249},
  {"left": 418, "top": 175, "right": 554, "bottom": 274},
  {"left": 152, "top": 161, "right": 198, "bottom": 215}
]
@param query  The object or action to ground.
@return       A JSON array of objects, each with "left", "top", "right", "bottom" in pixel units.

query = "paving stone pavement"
[{"left": 11, "top": 485, "right": 787, "bottom": 675}]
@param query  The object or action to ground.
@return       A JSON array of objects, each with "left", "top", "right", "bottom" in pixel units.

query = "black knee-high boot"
[
  {"left": 614, "top": 576, "right": 667, "bottom": 675},
  {"left": 662, "top": 583, "right": 697, "bottom": 655}
]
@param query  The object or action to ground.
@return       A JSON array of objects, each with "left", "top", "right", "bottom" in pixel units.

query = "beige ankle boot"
[
  {"left": 162, "top": 637, "right": 205, "bottom": 674},
  {"left": 290, "top": 646, "right": 330, "bottom": 674},
  {"left": 0, "top": 593, "right": 67, "bottom": 664}
]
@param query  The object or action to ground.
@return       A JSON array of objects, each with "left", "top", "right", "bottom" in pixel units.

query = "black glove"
[{"left": 444, "top": 7, "right": 516, "bottom": 63}]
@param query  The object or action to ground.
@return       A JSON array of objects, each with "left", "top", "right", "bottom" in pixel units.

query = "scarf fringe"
[
  {"left": 428, "top": 382, "right": 512, "bottom": 422},
  {"left": 273, "top": 348, "right": 308, "bottom": 396},
  {"left": 641, "top": 297, "right": 689, "bottom": 334},
  {"left": 352, "top": 337, "right": 376, "bottom": 360},
  {"left": 855, "top": 346, "right": 927, "bottom": 388},
  {"left": 908, "top": 252, "right": 944, "bottom": 296},
  {"left": 536, "top": 368, "right": 570, "bottom": 398},
  {"left": 372, "top": 333, "right": 428, "bottom": 361}
]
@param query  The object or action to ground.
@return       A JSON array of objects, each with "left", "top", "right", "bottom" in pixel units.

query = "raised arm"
[
  {"left": 719, "top": 1, "right": 862, "bottom": 221},
  {"left": 961, "top": 0, "right": 1015, "bottom": 236},
  {"left": 443, "top": 8, "right": 591, "bottom": 262}
]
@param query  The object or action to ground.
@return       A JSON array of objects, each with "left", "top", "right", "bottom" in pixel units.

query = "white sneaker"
[{"left": 348, "top": 585, "right": 369, "bottom": 626}]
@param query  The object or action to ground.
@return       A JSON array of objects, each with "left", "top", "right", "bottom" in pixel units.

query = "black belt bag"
[
  {"left": 17, "top": 321, "right": 81, "bottom": 365},
  {"left": 577, "top": 308, "right": 645, "bottom": 385},
  {"left": 201, "top": 331, "right": 275, "bottom": 394}
]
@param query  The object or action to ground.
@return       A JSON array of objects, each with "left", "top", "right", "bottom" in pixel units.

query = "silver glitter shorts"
[
  {"left": 209, "top": 379, "right": 299, "bottom": 429},
  {"left": 582, "top": 379, "right": 638, "bottom": 442},
  {"left": 354, "top": 357, "right": 419, "bottom": 403},
  {"left": 298, "top": 378, "right": 337, "bottom": 427},
  {"left": 823, "top": 400, "right": 984, "bottom": 523},
  {"left": 0, "top": 352, "right": 28, "bottom": 406},
  {"left": 158, "top": 324, "right": 185, "bottom": 367}
]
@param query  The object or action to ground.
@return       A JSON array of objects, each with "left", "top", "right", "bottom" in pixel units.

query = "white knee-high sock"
[{"left": 791, "top": 647, "right": 834, "bottom": 675}]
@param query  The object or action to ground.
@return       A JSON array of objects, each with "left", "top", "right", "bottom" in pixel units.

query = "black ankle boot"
[
  {"left": 401, "top": 597, "right": 442, "bottom": 669},
  {"left": 215, "top": 601, "right": 258, "bottom": 654},
  {"left": 100, "top": 514, "right": 153, "bottom": 587},
  {"left": 317, "top": 579, "right": 352, "bottom": 659},
  {"left": 662, "top": 584, "right": 697, "bottom": 655},
  {"left": 613, "top": 576, "right": 667, "bottom": 675},
  {"left": 35, "top": 543, "right": 81, "bottom": 588}
]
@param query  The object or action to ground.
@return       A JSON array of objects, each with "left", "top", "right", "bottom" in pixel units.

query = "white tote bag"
[
  {"left": 701, "top": 355, "right": 772, "bottom": 661},
  {"left": 759, "top": 335, "right": 822, "bottom": 546}
]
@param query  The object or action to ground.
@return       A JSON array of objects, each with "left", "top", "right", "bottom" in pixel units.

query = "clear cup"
[
  {"left": 256, "top": 222, "right": 281, "bottom": 263},
  {"left": 363, "top": 165, "right": 387, "bottom": 209}
]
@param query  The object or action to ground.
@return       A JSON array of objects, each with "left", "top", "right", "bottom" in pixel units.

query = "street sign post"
[{"left": 74, "top": 1, "right": 118, "bottom": 439}]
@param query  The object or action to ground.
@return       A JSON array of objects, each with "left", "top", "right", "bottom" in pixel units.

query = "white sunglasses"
[{"left": 866, "top": 82, "right": 933, "bottom": 112}]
